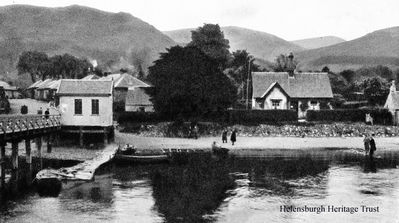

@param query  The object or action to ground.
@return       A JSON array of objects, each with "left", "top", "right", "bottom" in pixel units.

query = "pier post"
[
  {"left": 79, "top": 127, "right": 84, "bottom": 147},
  {"left": 47, "top": 135, "right": 52, "bottom": 153},
  {"left": 103, "top": 127, "right": 108, "bottom": 144},
  {"left": 11, "top": 141, "right": 19, "bottom": 170},
  {"left": 0, "top": 143, "right": 6, "bottom": 188},
  {"left": 36, "top": 137, "right": 42, "bottom": 168},
  {"left": 25, "top": 138, "right": 32, "bottom": 164}
]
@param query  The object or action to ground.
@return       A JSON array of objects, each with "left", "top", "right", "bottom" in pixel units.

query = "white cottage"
[
  {"left": 56, "top": 80, "right": 113, "bottom": 127},
  {"left": 384, "top": 81, "right": 399, "bottom": 125},
  {"left": 251, "top": 71, "right": 333, "bottom": 117}
]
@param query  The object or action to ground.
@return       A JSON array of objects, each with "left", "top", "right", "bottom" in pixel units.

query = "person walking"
[
  {"left": 363, "top": 134, "right": 370, "bottom": 156},
  {"left": 369, "top": 134, "right": 376, "bottom": 159},
  {"left": 230, "top": 129, "right": 237, "bottom": 146},
  {"left": 222, "top": 129, "right": 228, "bottom": 143}
]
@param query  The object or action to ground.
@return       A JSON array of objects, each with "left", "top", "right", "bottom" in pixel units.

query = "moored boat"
[{"left": 114, "top": 144, "right": 169, "bottom": 164}]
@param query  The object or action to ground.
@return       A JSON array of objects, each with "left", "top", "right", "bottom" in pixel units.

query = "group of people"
[
  {"left": 37, "top": 107, "right": 50, "bottom": 119},
  {"left": 222, "top": 129, "right": 237, "bottom": 145},
  {"left": 363, "top": 134, "right": 377, "bottom": 158}
]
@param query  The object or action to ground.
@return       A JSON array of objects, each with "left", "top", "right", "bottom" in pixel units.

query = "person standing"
[
  {"left": 363, "top": 134, "right": 370, "bottom": 156},
  {"left": 230, "top": 129, "right": 237, "bottom": 145},
  {"left": 222, "top": 130, "right": 228, "bottom": 143},
  {"left": 44, "top": 108, "right": 50, "bottom": 119},
  {"left": 37, "top": 107, "right": 43, "bottom": 115},
  {"left": 369, "top": 134, "right": 376, "bottom": 159}
]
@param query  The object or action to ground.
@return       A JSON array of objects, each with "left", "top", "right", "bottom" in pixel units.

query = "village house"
[
  {"left": 251, "top": 54, "right": 333, "bottom": 118},
  {"left": 100, "top": 73, "right": 150, "bottom": 103},
  {"left": 125, "top": 86, "right": 154, "bottom": 112},
  {"left": 384, "top": 80, "right": 399, "bottom": 125},
  {"left": 0, "top": 81, "right": 20, "bottom": 99},
  {"left": 26, "top": 80, "right": 43, "bottom": 98},
  {"left": 56, "top": 79, "right": 114, "bottom": 145},
  {"left": 36, "top": 79, "right": 61, "bottom": 101}
]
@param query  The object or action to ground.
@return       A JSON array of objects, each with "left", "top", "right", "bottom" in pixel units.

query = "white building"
[{"left": 56, "top": 80, "right": 113, "bottom": 127}]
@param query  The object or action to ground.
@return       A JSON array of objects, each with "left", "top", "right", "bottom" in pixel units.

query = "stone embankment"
[{"left": 120, "top": 122, "right": 399, "bottom": 138}]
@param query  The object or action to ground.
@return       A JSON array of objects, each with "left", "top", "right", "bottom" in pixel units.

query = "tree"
[
  {"left": 188, "top": 24, "right": 231, "bottom": 68},
  {"left": 321, "top": 66, "right": 330, "bottom": 73},
  {"left": 226, "top": 50, "right": 260, "bottom": 104},
  {"left": 147, "top": 46, "right": 237, "bottom": 118},
  {"left": 17, "top": 51, "right": 49, "bottom": 82},
  {"left": 272, "top": 54, "right": 297, "bottom": 72},
  {"left": 360, "top": 77, "right": 390, "bottom": 106},
  {"left": 339, "top": 69, "right": 356, "bottom": 83}
]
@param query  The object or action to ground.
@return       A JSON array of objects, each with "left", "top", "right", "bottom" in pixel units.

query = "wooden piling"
[
  {"left": 47, "top": 135, "right": 52, "bottom": 153},
  {"left": 25, "top": 138, "right": 32, "bottom": 164},
  {"left": 79, "top": 127, "right": 84, "bottom": 147},
  {"left": 103, "top": 127, "right": 108, "bottom": 144},
  {"left": 11, "top": 141, "right": 19, "bottom": 170},
  {"left": 36, "top": 137, "right": 42, "bottom": 168},
  {"left": 0, "top": 143, "right": 5, "bottom": 188}
]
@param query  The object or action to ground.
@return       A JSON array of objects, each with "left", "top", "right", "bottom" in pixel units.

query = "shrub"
[
  {"left": 21, "top": 105, "right": 28, "bottom": 114},
  {"left": 117, "top": 112, "right": 163, "bottom": 123},
  {"left": 306, "top": 109, "right": 392, "bottom": 125},
  {"left": 227, "top": 109, "right": 297, "bottom": 124}
]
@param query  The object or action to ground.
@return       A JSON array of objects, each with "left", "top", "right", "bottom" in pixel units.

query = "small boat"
[
  {"left": 114, "top": 144, "right": 169, "bottom": 164},
  {"left": 211, "top": 142, "right": 229, "bottom": 156}
]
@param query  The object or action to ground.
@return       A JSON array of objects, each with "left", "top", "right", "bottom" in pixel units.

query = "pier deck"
[{"left": 36, "top": 144, "right": 118, "bottom": 181}]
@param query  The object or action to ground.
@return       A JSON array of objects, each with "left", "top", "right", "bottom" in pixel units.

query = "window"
[
  {"left": 92, "top": 99, "right": 99, "bottom": 115},
  {"left": 271, "top": 99, "right": 281, "bottom": 109},
  {"left": 310, "top": 101, "right": 318, "bottom": 110},
  {"left": 74, "top": 99, "right": 82, "bottom": 115}
]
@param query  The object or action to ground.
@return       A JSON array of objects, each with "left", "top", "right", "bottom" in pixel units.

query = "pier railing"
[{"left": 0, "top": 114, "right": 61, "bottom": 135}]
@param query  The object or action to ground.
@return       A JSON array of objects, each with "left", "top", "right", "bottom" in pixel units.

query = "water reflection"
[{"left": 1, "top": 149, "right": 399, "bottom": 223}]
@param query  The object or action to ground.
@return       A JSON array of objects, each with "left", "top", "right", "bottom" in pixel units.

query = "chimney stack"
[
  {"left": 390, "top": 80, "right": 396, "bottom": 92},
  {"left": 287, "top": 52, "right": 296, "bottom": 77}
]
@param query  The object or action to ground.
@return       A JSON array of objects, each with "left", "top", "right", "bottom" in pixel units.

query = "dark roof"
[
  {"left": 100, "top": 73, "right": 150, "bottom": 88},
  {"left": 57, "top": 80, "right": 113, "bottom": 96},
  {"left": 125, "top": 87, "right": 153, "bottom": 106},
  {"left": 252, "top": 72, "right": 333, "bottom": 99}
]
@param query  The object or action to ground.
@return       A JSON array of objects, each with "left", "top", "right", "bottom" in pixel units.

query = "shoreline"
[{"left": 4, "top": 132, "right": 399, "bottom": 163}]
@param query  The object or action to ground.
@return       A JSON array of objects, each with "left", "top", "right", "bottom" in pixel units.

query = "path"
[{"left": 115, "top": 132, "right": 399, "bottom": 151}]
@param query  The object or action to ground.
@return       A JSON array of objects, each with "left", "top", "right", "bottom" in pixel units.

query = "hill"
[
  {"left": 291, "top": 36, "right": 345, "bottom": 49},
  {"left": 164, "top": 26, "right": 304, "bottom": 62},
  {"left": 0, "top": 4, "right": 176, "bottom": 83},
  {"left": 296, "top": 27, "right": 399, "bottom": 72}
]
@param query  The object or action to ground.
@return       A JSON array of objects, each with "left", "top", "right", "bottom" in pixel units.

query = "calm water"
[{"left": 1, "top": 149, "right": 399, "bottom": 223}]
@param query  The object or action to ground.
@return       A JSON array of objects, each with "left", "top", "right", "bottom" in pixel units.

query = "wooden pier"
[
  {"left": 0, "top": 114, "right": 61, "bottom": 188},
  {"left": 36, "top": 144, "right": 118, "bottom": 182}
]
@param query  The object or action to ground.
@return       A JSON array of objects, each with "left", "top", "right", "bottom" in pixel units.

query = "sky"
[{"left": 1, "top": 0, "right": 399, "bottom": 41}]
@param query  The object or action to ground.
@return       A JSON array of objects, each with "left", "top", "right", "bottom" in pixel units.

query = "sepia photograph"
[{"left": 0, "top": 0, "right": 398, "bottom": 222}]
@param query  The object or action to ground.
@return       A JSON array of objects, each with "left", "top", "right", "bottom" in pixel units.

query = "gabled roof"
[
  {"left": 100, "top": 73, "right": 150, "bottom": 88},
  {"left": 252, "top": 72, "right": 333, "bottom": 99},
  {"left": 125, "top": 86, "right": 153, "bottom": 106},
  {"left": 27, "top": 80, "right": 43, "bottom": 89},
  {"left": 0, "top": 81, "right": 17, "bottom": 91},
  {"left": 261, "top": 82, "right": 289, "bottom": 98},
  {"left": 57, "top": 80, "right": 113, "bottom": 96},
  {"left": 385, "top": 91, "right": 399, "bottom": 109},
  {"left": 35, "top": 79, "right": 54, "bottom": 90}
]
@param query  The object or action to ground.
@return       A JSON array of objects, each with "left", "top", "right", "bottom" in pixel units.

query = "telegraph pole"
[{"left": 246, "top": 58, "right": 254, "bottom": 110}]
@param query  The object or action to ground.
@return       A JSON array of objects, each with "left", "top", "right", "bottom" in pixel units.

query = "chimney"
[
  {"left": 390, "top": 80, "right": 396, "bottom": 92},
  {"left": 287, "top": 52, "right": 296, "bottom": 77}
]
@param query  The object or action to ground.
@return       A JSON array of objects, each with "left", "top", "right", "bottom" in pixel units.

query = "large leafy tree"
[
  {"left": 17, "top": 51, "right": 50, "bottom": 82},
  {"left": 360, "top": 77, "right": 390, "bottom": 106},
  {"left": 226, "top": 50, "right": 260, "bottom": 103},
  {"left": 272, "top": 54, "right": 297, "bottom": 72},
  {"left": 188, "top": 24, "right": 231, "bottom": 68},
  {"left": 17, "top": 51, "right": 92, "bottom": 81},
  {"left": 147, "top": 46, "right": 237, "bottom": 118}
]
